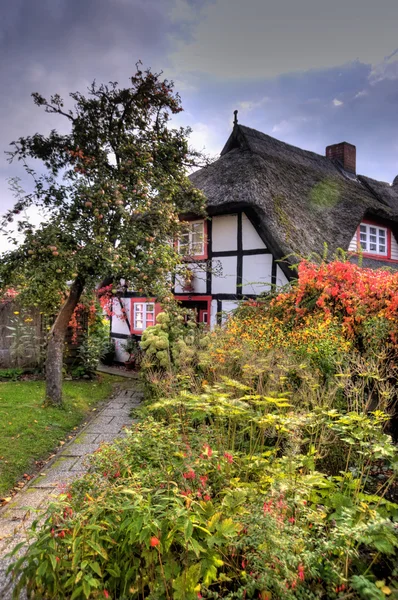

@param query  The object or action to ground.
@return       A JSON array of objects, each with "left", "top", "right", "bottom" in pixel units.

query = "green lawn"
[{"left": 0, "top": 374, "right": 124, "bottom": 496}]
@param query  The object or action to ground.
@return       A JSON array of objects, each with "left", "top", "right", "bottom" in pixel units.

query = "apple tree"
[{"left": 0, "top": 65, "right": 206, "bottom": 406}]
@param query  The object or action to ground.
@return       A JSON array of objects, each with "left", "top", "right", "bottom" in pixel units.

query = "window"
[
  {"left": 359, "top": 224, "right": 388, "bottom": 255},
  {"left": 133, "top": 302, "right": 155, "bottom": 331},
  {"left": 178, "top": 220, "right": 205, "bottom": 257}
]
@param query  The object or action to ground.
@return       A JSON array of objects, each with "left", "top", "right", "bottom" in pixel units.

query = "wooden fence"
[
  {"left": 0, "top": 302, "right": 88, "bottom": 370},
  {"left": 0, "top": 302, "right": 43, "bottom": 369}
]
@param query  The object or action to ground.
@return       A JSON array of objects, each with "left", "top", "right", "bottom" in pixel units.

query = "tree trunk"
[{"left": 45, "top": 277, "right": 85, "bottom": 406}]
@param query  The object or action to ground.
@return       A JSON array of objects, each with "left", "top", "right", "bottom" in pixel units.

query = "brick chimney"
[{"left": 326, "top": 142, "right": 356, "bottom": 174}]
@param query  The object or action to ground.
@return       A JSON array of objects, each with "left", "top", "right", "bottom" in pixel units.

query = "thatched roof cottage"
[{"left": 111, "top": 121, "right": 398, "bottom": 357}]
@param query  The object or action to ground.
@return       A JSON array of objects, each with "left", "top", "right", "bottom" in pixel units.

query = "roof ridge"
[{"left": 238, "top": 124, "right": 331, "bottom": 165}]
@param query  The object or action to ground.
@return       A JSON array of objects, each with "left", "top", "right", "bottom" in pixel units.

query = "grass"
[{"left": 0, "top": 374, "right": 125, "bottom": 496}]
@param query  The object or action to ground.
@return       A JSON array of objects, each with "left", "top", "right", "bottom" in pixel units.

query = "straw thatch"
[{"left": 190, "top": 124, "right": 398, "bottom": 270}]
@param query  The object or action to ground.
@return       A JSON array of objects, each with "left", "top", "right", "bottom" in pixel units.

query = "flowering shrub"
[
  {"left": 206, "top": 261, "right": 398, "bottom": 389},
  {"left": 9, "top": 382, "right": 398, "bottom": 599},
  {"left": 140, "top": 309, "right": 209, "bottom": 371}
]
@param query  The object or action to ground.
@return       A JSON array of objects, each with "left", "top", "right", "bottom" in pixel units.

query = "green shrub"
[
  {"left": 0, "top": 367, "right": 24, "bottom": 380},
  {"left": 8, "top": 383, "right": 398, "bottom": 599}
]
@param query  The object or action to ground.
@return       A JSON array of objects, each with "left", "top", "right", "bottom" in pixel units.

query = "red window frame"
[
  {"left": 174, "top": 295, "right": 212, "bottom": 326},
  {"left": 177, "top": 218, "right": 208, "bottom": 260},
  {"left": 130, "top": 298, "right": 162, "bottom": 335},
  {"left": 355, "top": 219, "right": 392, "bottom": 260}
]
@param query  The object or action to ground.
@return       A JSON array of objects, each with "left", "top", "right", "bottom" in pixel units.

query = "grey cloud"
[
  {"left": 170, "top": 0, "right": 398, "bottom": 79},
  {"left": 0, "top": 0, "right": 184, "bottom": 213}
]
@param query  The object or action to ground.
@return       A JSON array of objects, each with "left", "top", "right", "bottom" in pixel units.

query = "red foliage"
[{"left": 272, "top": 260, "right": 398, "bottom": 346}]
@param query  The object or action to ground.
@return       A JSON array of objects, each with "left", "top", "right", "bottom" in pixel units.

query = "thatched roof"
[{"left": 190, "top": 124, "right": 398, "bottom": 273}]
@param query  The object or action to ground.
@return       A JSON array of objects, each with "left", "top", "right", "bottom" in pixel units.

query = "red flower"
[
  {"left": 263, "top": 500, "right": 273, "bottom": 514},
  {"left": 199, "top": 475, "right": 208, "bottom": 486},
  {"left": 150, "top": 536, "right": 160, "bottom": 547},
  {"left": 183, "top": 470, "right": 196, "bottom": 480},
  {"left": 104, "top": 591, "right": 110, "bottom": 599},
  {"left": 224, "top": 452, "right": 233, "bottom": 464},
  {"left": 288, "top": 517, "right": 295, "bottom": 524},
  {"left": 203, "top": 494, "right": 211, "bottom": 501},
  {"left": 298, "top": 565, "right": 305, "bottom": 581}
]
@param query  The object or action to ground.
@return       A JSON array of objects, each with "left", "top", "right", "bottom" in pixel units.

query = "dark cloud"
[{"left": 1, "top": 0, "right": 398, "bottom": 232}]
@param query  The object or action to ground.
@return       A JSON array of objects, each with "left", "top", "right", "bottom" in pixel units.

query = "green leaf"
[
  {"left": 172, "top": 563, "right": 202, "bottom": 600},
  {"left": 90, "top": 561, "right": 102, "bottom": 577},
  {"left": 86, "top": 540, "right": 108, "bottom": 560},
  {"left": 49, "top": 554, "right": 57, "bottom": 572},
  {"left": 75, "top": 571, "right": 84, "bottom": 584},
  {"left": 190, "top": 538, "right": 206, "bottom": 557},
  {"left": 184, "top": 519, "right": 193, "bottom": 541},
  {"left": 82, "top": 578, "right": 91, "bottom": 599},
  {"left": 217, "top": 518, "right": 237, "bottom": 537},
  {"left": 70, "top": 586, "right": 83, "bottom": 600}
]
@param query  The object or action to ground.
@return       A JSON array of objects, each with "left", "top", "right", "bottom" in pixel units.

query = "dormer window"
[
  {"left": 359, "top": 224, "right": 387, "bottom": 256},
  {"left": 178, "top": 220, "right": 207, "bottom": 259}
]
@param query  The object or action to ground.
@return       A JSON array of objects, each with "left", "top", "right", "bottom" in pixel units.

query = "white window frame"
[
  {"left": 359, "top": 223, "right": 388, "bottom": 256},
  {"left": 178, "top": 220, "right": 205, "bottom": 257},
  {"left": 133, "top": 302, "right": 155, "bottom": 331}
]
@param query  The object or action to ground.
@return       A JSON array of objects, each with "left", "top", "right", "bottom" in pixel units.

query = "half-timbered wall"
[{"left": 110, "top": 210, "right": 290, "bottom": 344}]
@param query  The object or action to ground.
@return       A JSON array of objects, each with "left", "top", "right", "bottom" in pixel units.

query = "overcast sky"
[{"left": 1, "top": 0, "right": 398, "bottom": 225}]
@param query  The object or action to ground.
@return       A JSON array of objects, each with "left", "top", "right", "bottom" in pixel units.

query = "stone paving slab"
[
  {"left": 61, "top": 442, "right": 103, "bottom": 456},
  {"left": 0, "top": 380, "right": 141, "bottom": 598},
  {"left": 92, "top": 432, "right": 127, "bottom": 444},
  {"left": 71, "top": 433, "right": 100, "bottom": 445},
  {"left": 101, "top": 408, "right": 131, "bottom": 417},
  {"left": 6, "top": 488, "right": 52, "bottom": 511},
  {"left": 33, "top": 470, "right": 87, "bottom": 488}
]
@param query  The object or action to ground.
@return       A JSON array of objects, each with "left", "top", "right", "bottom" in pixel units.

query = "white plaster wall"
[
  {"left": 242, "top": 213, "right": 266, "bottom": 250},
  {"left": 212, "top": 256, "right": 237, "bottom": 294},
  {"left": 242, "top": 254, "right": 273, "bottom": 295},
  {"left": 212, "top": 214, "right": 238, "bottom": 252},
  {"left": 110, "top": 298, "right": 131, "bottom": 335},
  {"left": 221, "top": 300, "right": 239, "bottom": 324},
  {"left": 348, "top": 230, "right": 357, "bottom": 252},
  {"left": 113, "top": 337, "right": 130, "bottom": 362},
  {"left": 210, "top": 299, "right": 218, "bottom": 329},
  {"left": 391, "top": 233, "right": 398, "bottom": 260},
  {"left": 276, "top": 265, "right": 289, "bottom": 287},
  {"left": 174, "top": 263, "right": 207, "bottom": 294}
]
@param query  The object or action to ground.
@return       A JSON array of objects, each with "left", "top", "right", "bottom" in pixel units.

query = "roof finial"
[{"left": 233, "top": 109, "right": 238, "bottom": 126}]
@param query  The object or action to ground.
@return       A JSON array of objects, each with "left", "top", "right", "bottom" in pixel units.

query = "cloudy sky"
[{"left": 1, "top": 0, "right": 398, "bottom": 223}]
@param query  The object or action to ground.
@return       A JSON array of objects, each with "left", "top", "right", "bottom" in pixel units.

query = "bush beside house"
[{"left": 8, "top": 261, "right": 398, "bottom": 599}]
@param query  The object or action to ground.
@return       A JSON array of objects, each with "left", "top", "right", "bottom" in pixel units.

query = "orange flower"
[{"left": 150, "top": 536, "right": 160, "bottom": 547}]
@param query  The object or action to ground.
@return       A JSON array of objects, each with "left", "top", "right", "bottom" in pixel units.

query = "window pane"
[
  {"left": 379, "top": 230, "right": 386, "bottom": 239},
  {"left": 379, "top": 246, "right": 386, "bottom": 253},
  {"left": 360, "top": 233, "right": 367, "bottom": 242},
  {"left": 146, "top": 303, "right": 155, "bottom": 313},
  {"left": 360, "top": 224, "right": 367, "bottom": 233},
  {"left": 370, "top": 227, "right": 376, "bottom": 235},
  {"left": 191, "top": 242, "right": 203, "bottom": 255},
  {"left": 370, "top": 243, "right": 377, "bottom": 251},
  {"left": 192, "top": 222, "right": 204, "bottom": 233},
  {"left": 360, "top": 241, "right": 367, "bottom": 250}
]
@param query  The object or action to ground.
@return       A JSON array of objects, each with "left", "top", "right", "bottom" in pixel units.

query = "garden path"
[{"left": 0, "top": 382, "right": 143, "bottom": 599}]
